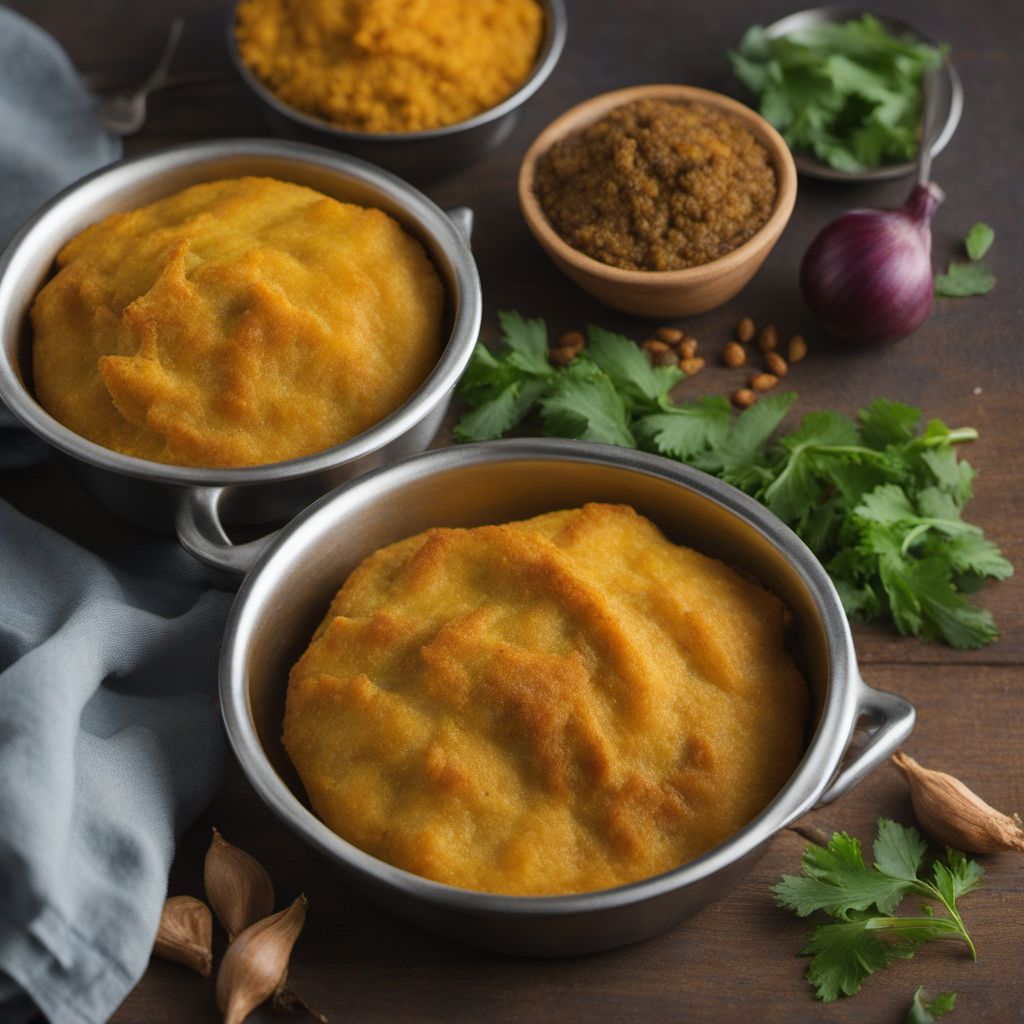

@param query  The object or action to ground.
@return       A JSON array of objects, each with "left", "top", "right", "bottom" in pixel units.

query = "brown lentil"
[
  {"left": 787, "top": 334, "right": 808, "bottom": 363},
  {"left": 736, "top": 316, "right": 756, "bottom": 343},
  {"left": 750, "top": 372, "right": 779, "bottom": 392},
  {"left": 764, "top": 351, "right": 788, "bottom": 377},
  {"left": 678, "top": 338, "right": 699, "bottom": 359},
  {"left": 534, "top": 98, "right": 777, "bottom": 272},
  {"left": 679, "top": 356, "right": 705, "bottom": 375},
  {"left": 656, "top": 350, "right": 680, "bottom": 367},
  {"left": 655, "top": 326, "right": 685, "bottom": 344},
  {"left": 548, "top": 346, "right": 577, "bottom": 367},
  {"left": 559, "top": 330, "right": 586, "bottom": 352},
  {"left": 731, "top": 388, "right": 756, "bottom": 409},
  {"left": 722, "top": 342, "right": 746, "bottom": 368},
  {"left": 758, "top": 325, "right": 778, "bottom": 353},
  {"left": 642, "top": 339, "right": 670, "bottom": 356}
]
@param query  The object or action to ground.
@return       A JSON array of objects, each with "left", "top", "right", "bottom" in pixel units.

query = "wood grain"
[{"left": 2, "top": 1, "right": 1023, "bottom": 1021}]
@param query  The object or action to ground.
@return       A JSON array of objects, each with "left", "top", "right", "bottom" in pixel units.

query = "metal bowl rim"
[
  {"left": 221, "top": 438, "right": 861, "bottom": 915},
  {"left": 225, "top": 0, "right": 568, "bottom": 143},
  {"left": 0, "top": 138, "right": 482, "bottom": 487}
]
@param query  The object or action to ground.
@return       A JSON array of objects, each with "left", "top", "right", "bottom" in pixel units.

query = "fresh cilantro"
[
  {"left": 964, "top": 222, "right": 994, "bottom": 262},
  {"left": 729, "top": 15, "right": 945, "bottom": 171},
  {"left": 907, "top": 987, "right": 957, "bottom": 1023},
  {"left": 935, "top": 262, "right": 996, "bottom": 298},
  {"left": 454, "top": 315, "right": 1012, "bottom": 647},
  {"left": 774, "top": 820, "right": 981, "bottom": 1002}
]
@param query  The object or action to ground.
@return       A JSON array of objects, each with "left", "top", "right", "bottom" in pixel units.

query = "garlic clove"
[
  {"left": 152, "top": 895, "right": 213, "bottom": 978},
  {"left": 205, "top": 827, "right": 275, "bottom": 940},
  {"left": 216, "top": 894, "right": 307, "bottom": 1024},
  {"left": 892, "top": 751, "right": 1024, "bottom": 855}
]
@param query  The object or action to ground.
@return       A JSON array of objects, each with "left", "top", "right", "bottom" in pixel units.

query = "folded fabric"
[{"left": 0, "top": 8, "right": 234, "bottom": 1023}]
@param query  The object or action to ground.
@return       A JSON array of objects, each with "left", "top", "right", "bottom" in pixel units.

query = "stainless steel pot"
[
  {"left": 227, "top": 0, "right": 568, "bottom": 181},
  {"left": 0, "top": 139, "right": 481, "bottom": 583},
  {"left": 220, "top": 439, "right": 914, "bottom": 956}
]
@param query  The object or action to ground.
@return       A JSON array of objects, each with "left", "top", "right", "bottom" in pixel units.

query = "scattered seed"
[
  {"left": 559, "top": 330, "right": 586, "bottom": 352},
  {"left": 731, "top": 388, "right": 756, "bottom": 409},
  {"left": 758, "top": 324, "right": 779, "bottom": 352},
  {"left": 642, "top": 339, "right": 670, "bottom": 356},
  {"left": 678, "top": 338, "right": 698, "bottom": 359},
  {"left": 655, "top": 326, "right": 684, "bottom": 344},
  {"left": 787, "top": 334, "right": 807, "bottom": 363},
  {"left": 764, "top": 351, "right": 788, "bottom": 377},
  {"left": 548, "top": 346, "right": 577, "bottom": 367},
  {"left": 722, "top": 342, "right": 746, "bottom": 368},
  {"left": 736, "top": 317, "right": 755, "bottom": 343},
  {"left": 656, "top": 350, "right": 680, "bottom": 367},
  {"left": 679, "top": 356, "right": 705, "bottom": 375},
  {"left": 750, "top": 373, "right": 779, "bottom": 392}
]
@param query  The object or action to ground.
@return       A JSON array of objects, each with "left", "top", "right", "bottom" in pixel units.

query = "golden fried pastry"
[
  {"left": 284, "top": 504, "right": 808, "bottom": 896},
  {"left": 31, "top": 176, "right": 444, "bottom": 468}
]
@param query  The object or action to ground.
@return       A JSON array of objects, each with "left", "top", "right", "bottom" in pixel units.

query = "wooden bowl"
[{"left": 518, "top": 84, "right": 798, "bottom": 318}]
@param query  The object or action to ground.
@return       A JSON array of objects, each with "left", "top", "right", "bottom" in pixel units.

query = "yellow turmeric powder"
[{"left": 236, "top": 0, "right": 545, "bottom": 133}]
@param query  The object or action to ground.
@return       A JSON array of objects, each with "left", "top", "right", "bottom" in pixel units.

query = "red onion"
[{"left": 800, "top": 181, "right": 944, "bottom": 346}]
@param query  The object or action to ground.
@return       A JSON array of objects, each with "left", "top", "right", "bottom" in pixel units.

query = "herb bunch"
[
  {"left": 454, "top": 313, "right": 1012, "bottom": 648},
  {"left": 774, "top": 820, "right": 981, "bottom": 1001}
]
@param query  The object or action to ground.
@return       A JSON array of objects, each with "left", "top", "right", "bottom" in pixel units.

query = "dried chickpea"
[
  {"left": 764, "top": 351, "right": 788, "bottom": 377},
  {"left": 679, "top": 356, "right": 705, "bottom": 375},
  {"left": 722, "top": 342, "right": 746, "bottom": 368},
  {"left": 655, "top": 326, "right": 684, "bottom": 344},
  {"left": 559, "top": 330, "right": 586, "bottom": 352},
  {"left": 642, "top": 339, "right": 670, "bottom": 356},
  {"left": 750, "top": 373, "right": 778, "bottom": 392},
  {"left": 548, "top": 346, "right": 577, "bottom": 367},
  {"left": 731, "top": 388, "right": 756, "bottom": 409},
  {"left": 678, "top": 338, "right": 698, "bottom": 359},
  {"left": 787, "top": 334, "right": 807, "bottom": 363},
  {"left": 736, "top": 317, "right": 755, "bottom": 343},
  {"left": 656, "top": 350, "right": 680, "bottom": 367},
  {"left": 758, "top": 325, "right": 778, "bottom": 352}
]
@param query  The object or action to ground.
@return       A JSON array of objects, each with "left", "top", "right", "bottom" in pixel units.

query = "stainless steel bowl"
[
  {"left": 226, "top": 0, "right": 568, "bottom": 181},
  {"left": 0, "top": 139, "right": 481, "bottom": 584},
  {"left": 220, "top": 439, "right": 914, "bottom": 956},
  {"left": 760, "top": 7, "right": 963, "bottom": 182}
]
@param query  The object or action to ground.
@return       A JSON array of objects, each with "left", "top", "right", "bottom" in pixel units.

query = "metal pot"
[
  {"left": 220, "top": 439, "right": 914, "bottom": 956},
  {"left": 0, "top": 139, "right": 481, "bottom": 583},
  {"left": 226, "top": 0, "right": 568, "bottom": 182}
]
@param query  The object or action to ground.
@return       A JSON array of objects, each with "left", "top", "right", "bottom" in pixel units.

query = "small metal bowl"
[
  {"left": 759, "top": 7, "right": 963, "bottom": 182},
  {"left": 0, "top": 139, "right": 481, "bottom": 583},
  {"left": 221, "top": 439, "right": 914, "bottom": 956},
  {"left": 227, "top": 0, "right": 568, "bottom": 181}
]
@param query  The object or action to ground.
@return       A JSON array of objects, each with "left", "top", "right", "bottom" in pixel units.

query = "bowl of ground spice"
[
  {"left": 230, "top": 0, "right": 567, "bottom": 181},
  {"left": 519, "top": 85, "right": 798, "bottom": 316}
]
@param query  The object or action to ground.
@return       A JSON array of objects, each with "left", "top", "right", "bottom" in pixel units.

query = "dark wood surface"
[{"left": 3, "top": 1, "right": 1023, "bottom": 1021}]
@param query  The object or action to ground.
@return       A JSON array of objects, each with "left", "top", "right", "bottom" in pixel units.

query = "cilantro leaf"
[
  {"left": 777, "top": 821, "right": 981, "bottom": 1002},
  {"left": 539, "top": 361, "right": 635, "bottom": 447},
  {"left": 585, "top": 325, "right": 683, "bottom": 406},
  {"left": 908, "top": 987, "right": 957, "bottom": 1024},
  {"left": 935, "top": 262, "right": 996, "bottom": 298},
  {"left": 634, "top": 396, "right": 732, "bottom": 460},
  {"left": 452, "top": 379, "right": 545, "bottom": 442},
  {"left": 858, "top": 399, "right": 921, "bottom": 448},
  {"left": 498, "top": 310, "right": 553, "bottom": 377},
  {"left": 965, "top": 222, "right": 994, "bottom": 261}
]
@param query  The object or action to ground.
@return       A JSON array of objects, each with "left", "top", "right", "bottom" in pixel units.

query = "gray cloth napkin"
[{"left": 0, "top": 8, "right": 233, "bottom": 1023}]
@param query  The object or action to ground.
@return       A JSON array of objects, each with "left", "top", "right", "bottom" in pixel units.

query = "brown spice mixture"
[{"left": 534, "top": 99, "right": 777, "bottom": 272}]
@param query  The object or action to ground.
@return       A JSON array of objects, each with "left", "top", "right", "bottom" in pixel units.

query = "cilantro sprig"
[
  {"left": 907, "top": 987, "right": 957, "bottom": 1023},
  {"left": 935, "top": 223, "right": 997, "bottom": 298},
  {"left": 454, "top": 313, "right": 1012, "bottom": 648},
  {"left": 774, "top": 820, "right": 982, "bottom": 1001}
]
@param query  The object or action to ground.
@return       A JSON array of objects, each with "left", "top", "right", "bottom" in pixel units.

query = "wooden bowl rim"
[{"left": 517, "top": 84, "right": 798, "bottom": 286}]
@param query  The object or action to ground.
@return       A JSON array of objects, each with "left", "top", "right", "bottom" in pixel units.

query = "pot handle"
[
  {"left": 175, "top": 486, "right": 279, "bottom": 586},
  {"left": 815, "top": 678, "right": 916, "bottom": 806},
  {"left": 445, "top": 206, "right": 474, "bottom": 245}
]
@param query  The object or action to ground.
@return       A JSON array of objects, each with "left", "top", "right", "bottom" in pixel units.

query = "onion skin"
[{"left": 800, "top": 182, "right": 944, "bottom": 346}]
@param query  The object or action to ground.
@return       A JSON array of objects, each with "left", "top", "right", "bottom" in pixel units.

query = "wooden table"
[{"left": 5, "top": 1, "right": 1023, "bottom": 1021}]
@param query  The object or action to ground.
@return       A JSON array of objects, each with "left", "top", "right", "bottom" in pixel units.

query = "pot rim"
[
  {"left": 225, "top": 0, "right": 568, "bottom": 144},
  {"left": 221, "top": 438, "right": 862, "bottom": 915},
  {"left": 0, "top": 138, "right": 482, "bottom": 486}
]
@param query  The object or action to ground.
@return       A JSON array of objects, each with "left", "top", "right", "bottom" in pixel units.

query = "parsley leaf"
[
  {"left": 907, "top": 987, "right": 957, "bottom": 1024},
  {"left": 935, "top": 262, "right": 996, "bottom": 298},
  {"left": 965, "top": 222, "right": 994, "bottom": 262},
  {"left": 453, "top": 313, "right": 1012, "bottom": 647},
  {"left": 775, "top": 820, "right": 981, "bottom": 1002}
]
